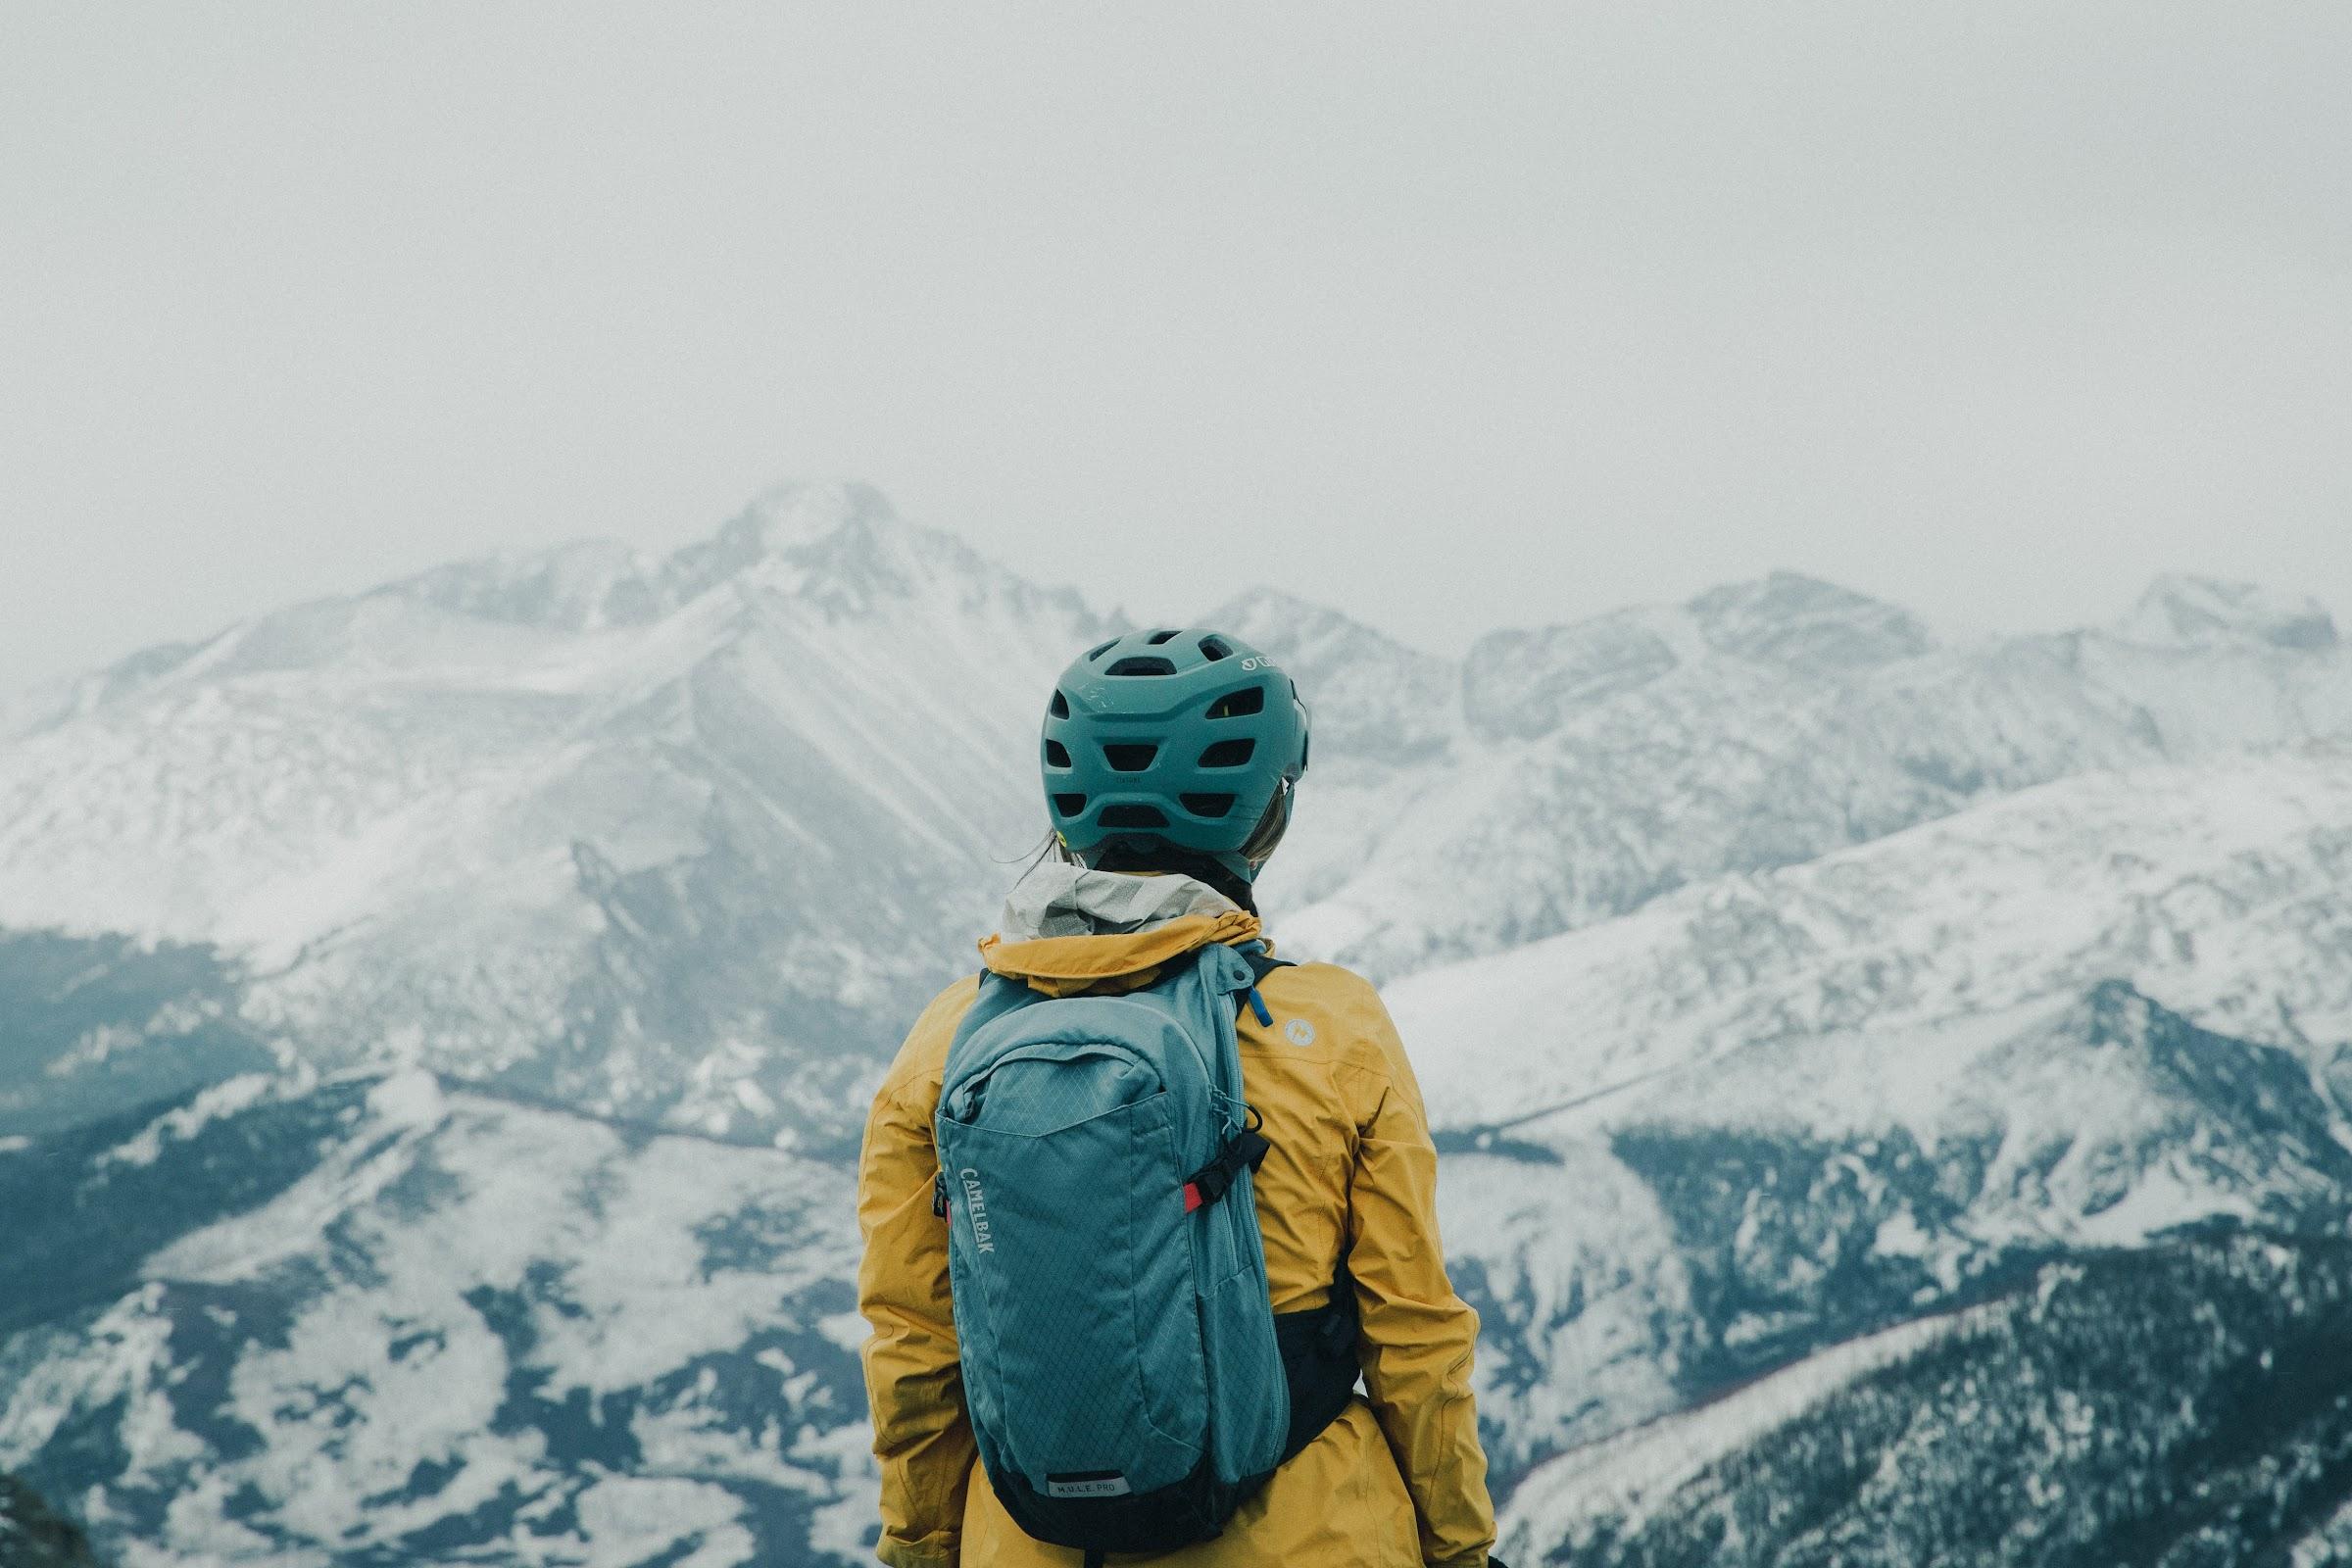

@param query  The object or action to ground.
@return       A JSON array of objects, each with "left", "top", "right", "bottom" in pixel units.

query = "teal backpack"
[{"left": 934, "top": 940, "right": 1360, "bottom": 1563}]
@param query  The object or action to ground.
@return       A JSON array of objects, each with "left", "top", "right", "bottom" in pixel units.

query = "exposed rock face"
[{"left": 0, "top": 1475, "right": 104, "bottom": 1568}]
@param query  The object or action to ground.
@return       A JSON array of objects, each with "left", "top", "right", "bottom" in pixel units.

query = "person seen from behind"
[{"left": 857, "top": 628, "right": 1500, "bottom": 1566}]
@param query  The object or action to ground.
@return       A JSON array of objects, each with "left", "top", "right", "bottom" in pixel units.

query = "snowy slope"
[
  {"left": 1390, "top": 744, "right": 2352, "bottom": 1134},
  {"left": 1499, "top": 1233, "right": 2352, "bottom": 1568},
  {"left": 1411, "top": 746, "right": 2352, "bottom": 1468},
  {"left": 1494, "top": 1302, "right": 1983, "bottom": 1558},
  {"left": 1440, "top": 977, "right": 2352, "bottom": 1475},
  {"left": 0, "top": 1071, "right": 876, "bottom": 1568}
]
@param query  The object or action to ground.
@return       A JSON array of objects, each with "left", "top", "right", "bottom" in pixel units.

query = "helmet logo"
[
  {"left": 1239, "top": 656, "right": 1279, "bottom": 672},
  {"left": 1284, "top": 1017, "right": 1316, "bottom": 1047}
]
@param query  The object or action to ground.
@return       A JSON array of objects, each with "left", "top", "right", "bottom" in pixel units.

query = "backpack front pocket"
[
  {"left": 943, "top": 1041, "right": 1156, "bottom": 1135},
  {"left": 942, "top": 1090, "right": 1207, "bottom": 1495}
]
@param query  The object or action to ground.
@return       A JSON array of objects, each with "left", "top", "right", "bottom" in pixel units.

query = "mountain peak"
[
  {"left": 652, "top": 479, "right": 919, "bottom": 612},
  {"left": 2118, "top": 574, "right": 2336, "bottom": 652},
  {"left": 1687, "top": 571, "right": 1935, "bottom": 671},
  {"left": 724, "top": 479, "right": 899, "bottom": 557}
]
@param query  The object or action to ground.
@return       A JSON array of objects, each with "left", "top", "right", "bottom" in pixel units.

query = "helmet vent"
[
  {"left": 1053, "top": 793, "right": 1089, "bottom": 818},
  {"left": 1099, "top": 805, "right": 1167, "bottom": 829},
  {"left": 1199, "top": 636, "right": 1233, "bottom": 662},
  {"left": 1086, "top": 639, "right": 1118, "bottom": 662},
  {"left": 1181, "top": 793, "right": 1236, "bottom": 819},
  {"left": 1206, "top": 684, "right": 1265, "bottom": 718},
  {"left": 1105, "top": 656, "right": 1177, "bottom": 677},
  {"left": 1102, "top": 743, "right": 1158, "bottom": 772},
  {"left": 1198, "top": 739, "right": 1255, "bottom": 768},
  {"left": 1146, "top": 628, "right": 1182, "bottom": 645},
  {"left": 1043, "top": 739, "right": 1071, "bottom": 768},
  {"left": 1050, "top": 689, "right": 1070, "bottom": 718}
]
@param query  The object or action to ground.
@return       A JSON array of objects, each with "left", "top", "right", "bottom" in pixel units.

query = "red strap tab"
[{"left": 1183, "top": 1182, "right": 1203, "bottom": 1213}]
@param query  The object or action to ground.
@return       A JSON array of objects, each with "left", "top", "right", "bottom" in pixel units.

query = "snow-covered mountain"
[
  {"left": 5, "top": 488, "right": 2345, "bottom": 1145},
  {"left": 1499, "top": 1232, "right": 2352, "bottom": 1566},
  {"left": 1256, "top": 571, "right": 2350, "bottom": 976},
  {"left": 3, "top": 481, "right": 2350, "bottom": 1566},
  {"left": 0, "top": 482, "right": 1110, "bottom": 1147}
]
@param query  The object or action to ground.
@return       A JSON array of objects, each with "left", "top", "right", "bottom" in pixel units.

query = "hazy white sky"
[{"left": 4, "top": 4, "right": 2348, "bottom": 685}]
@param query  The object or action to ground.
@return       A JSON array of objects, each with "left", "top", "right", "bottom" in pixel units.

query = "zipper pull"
[{"left": 932, "top": 1171, "right": 950, "bottom": 1218}]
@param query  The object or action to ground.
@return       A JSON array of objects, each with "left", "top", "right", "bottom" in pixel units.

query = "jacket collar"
[{"left": 982, "top": 861, "right": 1265, "bottom": 998}]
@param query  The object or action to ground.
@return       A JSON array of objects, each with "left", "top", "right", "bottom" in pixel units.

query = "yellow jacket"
[{"left": 857, "top": 906, "right": 1494, "bottom": 1567}]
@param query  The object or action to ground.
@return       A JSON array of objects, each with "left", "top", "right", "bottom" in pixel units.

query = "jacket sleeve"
[
  {"left": 1343, "top": 989, "right": 1496, "bottom": 1568},
  {"left": 857, "top": 1060, "right": 974, "bottom": 1568}
]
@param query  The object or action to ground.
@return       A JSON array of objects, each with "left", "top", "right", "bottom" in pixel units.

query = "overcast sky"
[{"left": 4, "top": 4, "right": 2348, "bottom": 685}]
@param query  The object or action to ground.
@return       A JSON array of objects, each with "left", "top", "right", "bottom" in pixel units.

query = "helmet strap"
[{"left": 1237, "top": 780, "right": 1292, "bottom": 873}]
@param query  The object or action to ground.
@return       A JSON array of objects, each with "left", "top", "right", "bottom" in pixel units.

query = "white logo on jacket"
[{"left": 1284, "top": 1017, "right": 1316, "bottom": 1047}]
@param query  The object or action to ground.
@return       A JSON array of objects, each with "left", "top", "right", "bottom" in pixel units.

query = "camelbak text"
[{"left": 957, "top": 1168, "right": 995, "bottom": 1253}]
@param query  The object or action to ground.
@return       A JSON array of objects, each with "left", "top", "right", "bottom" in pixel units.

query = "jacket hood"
[{"left": 981, "top": 860, "right": 1265, "bottom": 998}]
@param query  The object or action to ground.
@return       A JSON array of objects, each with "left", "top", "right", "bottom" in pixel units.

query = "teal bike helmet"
[{"left": 1041, "top": 627, "right": 1310, "bottom": 885}]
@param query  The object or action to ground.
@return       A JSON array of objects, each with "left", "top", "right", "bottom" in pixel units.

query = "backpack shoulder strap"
[
  {"left": 1234, "top": 942, "right": 1292, "bottom": 1027},
  {"left": 1238, "top": 938, "right": 1293, "bottom": 980},
  {"left": 943, "top": 970, "right": 1040, "bottom": 1078}
]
